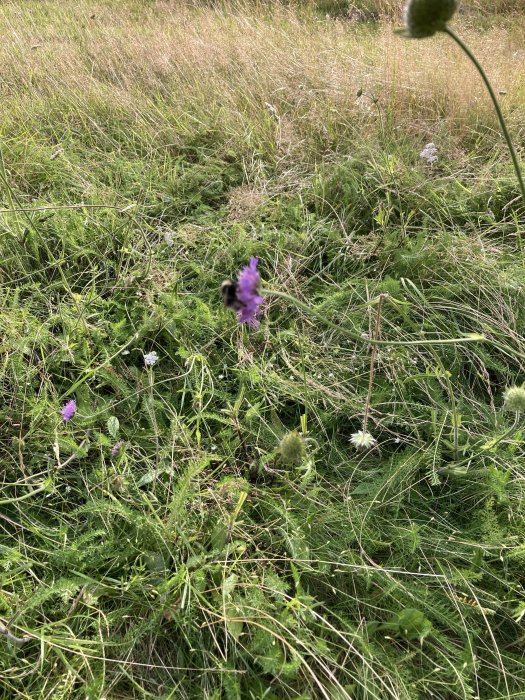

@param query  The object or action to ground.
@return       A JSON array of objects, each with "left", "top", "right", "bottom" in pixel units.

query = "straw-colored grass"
[{"left": 1, "top": 0, "right": 524, "bottom": 163}]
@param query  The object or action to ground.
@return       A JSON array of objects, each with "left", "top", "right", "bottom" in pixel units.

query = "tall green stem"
[
  {"left": 363, "top": 294, "right": 385, "bottom": 433},
  {"left": 444, "top": 27, "right": 525, "bottom": 205}
]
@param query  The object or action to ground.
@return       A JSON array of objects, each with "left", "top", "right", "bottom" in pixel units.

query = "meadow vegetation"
[{"left": 1, "top": 1, "right": 525, "bottom": 698}]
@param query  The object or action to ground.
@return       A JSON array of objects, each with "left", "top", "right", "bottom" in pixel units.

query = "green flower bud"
[
  {"left": 402, "top": 0, "right": 459, "bottom": 39},
  {"left": 503, "top": 386, "right": 525, "bottom": 413},
  {"left": 279, "top": 431, "right": 305, "bottom": 466}
]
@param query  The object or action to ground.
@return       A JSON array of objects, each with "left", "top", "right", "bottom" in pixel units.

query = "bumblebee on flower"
[{"left": 221, "top": 257, "right": 265, "bottom": 327}]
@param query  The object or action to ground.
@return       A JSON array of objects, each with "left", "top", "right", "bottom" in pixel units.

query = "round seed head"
[
  {"left": 403, "top": 0, "right": 458, "bottom": 39},
  {"left": 279, "top": 431, "right": 305, "bottom": 466},
  {"left": 503, "top": 386, "right": 525, "bottom": 413}
]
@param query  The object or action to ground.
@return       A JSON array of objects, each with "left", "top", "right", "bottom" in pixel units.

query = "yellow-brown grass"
[{"left": 0, "top": 1, "right": 523, "bottom": 160}]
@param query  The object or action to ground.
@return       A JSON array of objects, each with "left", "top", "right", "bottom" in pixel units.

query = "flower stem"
[
  {"left": 443, "top": 27, "right": 525, "bottom": 206},
  {"left": 263, "top": 288, "right": 485, "bottom": 348},
  {"left": 429, "top": 348, "right": 459, "bottom": 459},
  {"left": 363, "top": 294, "right": 385, "bottom": 434}
]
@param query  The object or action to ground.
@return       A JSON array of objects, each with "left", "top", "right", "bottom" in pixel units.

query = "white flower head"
[
  {"left": 144, "top": 351, "right": 159, "bottom": 367},
  {"left": 350, "top": 430, "right": 377, "bottom": 450},
  {"left": 420, "top": 142, "right": 438, "bottom": 165}
]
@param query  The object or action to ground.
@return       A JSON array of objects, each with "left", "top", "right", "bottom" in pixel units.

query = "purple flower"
[
  {"left": 144, "top": 351, "right": 159, "bottom": 367},
  {"left": 111, "top": 441, "right": 123, "bottom": 457},
  {"left": 61, "top": 399, "right": 77, "bottom": 423},
  {"left": 237, "top": 257, "right": 264, "bottom": 327},
  {"left": 420, "top": 142, "right": 438, "bottom": 165}
]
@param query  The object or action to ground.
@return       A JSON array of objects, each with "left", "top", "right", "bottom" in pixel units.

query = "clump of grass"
[{"left": 1, "top": 2, "right": 525, "bottom": 699}]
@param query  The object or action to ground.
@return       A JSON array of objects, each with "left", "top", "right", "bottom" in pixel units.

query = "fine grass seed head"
[
  {"left": 279, "top": 431, "right": 306, "bottom": 466},
  {"left": 402, "top": 0, "right": 459, "bottom": 38},
  {"left": 503, "top": 386, "right": 525, "bottom": 413}
]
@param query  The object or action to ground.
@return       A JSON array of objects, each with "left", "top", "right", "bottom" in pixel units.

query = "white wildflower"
[
  {"left": 350, "top": 430, "right": 377, "bottom": 450},
  {"left": 420, "top": 142, "right": 438, "bottom": 165},
  {"left": 144, "top": 351, "right": 159, "bottom": 367}
]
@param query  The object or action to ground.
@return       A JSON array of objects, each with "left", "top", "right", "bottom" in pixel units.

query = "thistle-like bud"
[
  {"left": 401, "top": 0, "right": 459, "bottom": 39},
  {"left": 279, "top": 431, "right": 305, "bottom": 466},
  {"left": 503, "top": 386, "right": 525, "bottom": 413}
]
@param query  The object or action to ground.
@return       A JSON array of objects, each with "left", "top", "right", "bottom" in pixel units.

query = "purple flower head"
[
  {"left": 111, "top": 441, "right": 124, "bottom": 457},
  {"left": 144, "top": 351, "right": 159, "bottom": 367},
  {"left": 236, "top": 257, "right": 264, "bottom": 327},
  {"left": 61, "top": 399, "right": 77, "bottom": 423}
]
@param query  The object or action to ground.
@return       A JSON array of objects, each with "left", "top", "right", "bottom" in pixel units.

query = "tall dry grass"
[
  {"left": 185, "top": 0, "right": 525, "bottom": 18},
  {"left": 0, "top": 1, "right": 523, "bottom": 164}
]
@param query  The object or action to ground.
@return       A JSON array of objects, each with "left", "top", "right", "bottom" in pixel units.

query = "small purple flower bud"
[
  {"left": 111, "top": 441, "right": 123, "bottom": 457},
  {"left": 61, "top": 399, "right": 77, "bottom": 423}
]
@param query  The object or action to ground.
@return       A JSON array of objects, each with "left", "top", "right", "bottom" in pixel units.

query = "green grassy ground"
[{"left": 1, "top": 2, "right": 525, "bottom": 699}]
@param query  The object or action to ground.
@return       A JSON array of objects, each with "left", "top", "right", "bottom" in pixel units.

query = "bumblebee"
[{"left": 221, "top": 280, "right": 242, "bottom": 312}]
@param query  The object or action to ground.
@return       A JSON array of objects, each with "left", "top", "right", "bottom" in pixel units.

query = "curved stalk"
[{"left": 444, "top": 27, "right": 525, "bottom": 205}]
